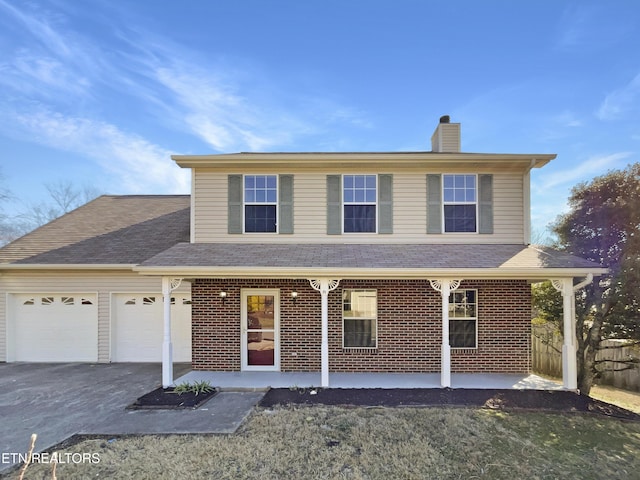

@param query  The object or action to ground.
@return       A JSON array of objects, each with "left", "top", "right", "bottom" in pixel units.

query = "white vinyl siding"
[
  {"left": 192, "top": 169, "right": 524, "bottom": 244},
  {"left": 193, "top": 170, "right": 227, "bottom": 242},
  {"left": 492, "top": 174, "right": 524, "bottom": 242},
  {"left": 0, "top": 293, "right": 5, "bottom": 362},
  {"left": 0, "top": 271, "right": 190, "bottom": 363}
]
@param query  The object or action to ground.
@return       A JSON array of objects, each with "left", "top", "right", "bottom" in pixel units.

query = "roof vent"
[{"left": 439, "top": 115, "right": 450, "bottom": 124}]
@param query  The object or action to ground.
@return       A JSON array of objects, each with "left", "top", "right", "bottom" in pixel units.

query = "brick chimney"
[{"left": 431, "top": 115, "right": 461, "bottom": 152}]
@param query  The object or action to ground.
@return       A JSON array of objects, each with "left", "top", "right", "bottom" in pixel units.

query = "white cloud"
[
  {"left": 0, "top": 0, "right": 73, "bottom": 58},
  {"left": 148, "top": 60, "right": 366, "bottom": 152},
  {"left": 0, "top": 0, "right": 375, "bottom": 198},
  {"left": 535, "top": 151, "right": 632, "bottom": 191},
  {"left": 597, "top": 73, "right": 640, "bottom": 121},
  {"left": 109, "top": 26, "right": 373, "bottom": 153},
  {"left": 552, "top": 111, "right": 583, "bottom": 128},
  {"left": 152, "top": 65, "right": 292, "bottom": 151},
  {"left": 554, "top": 4, "right": 630, "bottom": 53},
  {"left": 14, "top": 108, "right": 189, "bottom": 194},
  {"left": 530, "top": 152, "right": 632, "bottom": 233},
  {"left": 0, "top": 52, "right": 90, "bottom": 97}
]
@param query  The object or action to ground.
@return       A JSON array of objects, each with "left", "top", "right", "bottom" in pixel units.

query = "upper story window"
[
  {"left": 343, "top": 175, "right": 377, "bottom": 233},
  {"left": 244, "top": 175, "right": 277, "bottom": 233},
  {"left": 443, "top": 174, "right": 477, "bottom": 233}
]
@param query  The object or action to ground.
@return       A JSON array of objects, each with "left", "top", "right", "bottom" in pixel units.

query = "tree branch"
[
  {"left": 531, "top": 332, "right": 562, "bottom": 354},
  {"left": 596, "top": 341, "right": 640, "bottom": 351}
]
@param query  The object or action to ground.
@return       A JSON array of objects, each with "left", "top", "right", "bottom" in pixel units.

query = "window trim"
[
  {"left": 243, "top": 174, "right": 279, "bottom": 234},
  {"left": 442, "top": 173, "right": 478, "bottom": 234},
  {"left": 342, "top": 288, "right": 378, "bottom": 349},
  {"left": 449, "top": 288, "right": 478, "bottom": 350},
  {"left": 342, "top": 174, "right": 378, "bottom": 234}
]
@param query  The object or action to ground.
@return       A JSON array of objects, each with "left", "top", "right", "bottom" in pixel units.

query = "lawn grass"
[
  {"left": 590, "top": 384, "right": 640, "bottom": 414},
  {"left": 532, "top": 373, "right": 640, "bottom": 414},
  {"left": 10, "top": 406, "right": 640, "bottom": 480}
]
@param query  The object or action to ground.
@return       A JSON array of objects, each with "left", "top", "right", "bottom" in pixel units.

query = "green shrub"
[{"left": 172, "top": 380, "right": 214, "bottom": 396}]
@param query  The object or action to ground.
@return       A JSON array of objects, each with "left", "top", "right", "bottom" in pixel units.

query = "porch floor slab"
[{"left": 175, "top": 371, "right": 563, "bottom": 391}]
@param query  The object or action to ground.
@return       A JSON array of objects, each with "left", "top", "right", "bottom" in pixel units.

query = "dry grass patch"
[
  {"left": 8, "top": 407, "right": 640, "bottom": 480},
  {"left": 590, "top": 385, "right": 640, "bottom": 414}
]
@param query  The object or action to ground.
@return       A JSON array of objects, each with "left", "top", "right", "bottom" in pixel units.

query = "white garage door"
[
  {"left": 10, "top": 294, "right": 98, "bottom": 362},
  {"left": 112, "top": 294, "right": 192, "bottom": 362}
]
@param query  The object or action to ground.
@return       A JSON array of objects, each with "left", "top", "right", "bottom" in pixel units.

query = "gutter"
[
  {"left": 0, "top": 264, "right": 138, "bottom": 271},
  {"left": 132, "top": 265, "right": 608, "bottom": 280},
  {"left": 173, "top": 152, "right": 557, "bottom": 170}
]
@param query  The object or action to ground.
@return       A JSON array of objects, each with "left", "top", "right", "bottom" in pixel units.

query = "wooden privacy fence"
[{"left": 531, "top": 324, "right": 640, "bottom": 392}]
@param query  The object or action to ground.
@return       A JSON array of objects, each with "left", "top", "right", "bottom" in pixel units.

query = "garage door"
[
  {"left": 10, "top": 294, "right": 98, "bottom": 362},
  {"left": 112, "top": 294, "right": 192, "bottom": 362}
]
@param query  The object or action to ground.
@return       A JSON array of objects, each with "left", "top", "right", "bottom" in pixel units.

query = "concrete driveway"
[{"left": 0, "top": 363, "right": 263, "bottom": 473}]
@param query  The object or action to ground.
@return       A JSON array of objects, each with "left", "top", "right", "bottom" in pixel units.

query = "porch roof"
[{"left": 135, "top": 243, "right": 606, "bottom": 280}]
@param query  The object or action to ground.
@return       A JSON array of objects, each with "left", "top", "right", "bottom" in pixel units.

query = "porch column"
[
  {"left": 551, "top": 278, "right": 577, "bottom": 390},
  {"left": 162, "top": 277, "right": 183, "bottom": 388},
  {"left": 309, "top": 279, "right": 341, "bottom": 388},
  {"left": 551, "top": 275, "right": 593, "bottom": 391},
  {"left": 429, "top": 279, "right": 461, "bottom": 388}
]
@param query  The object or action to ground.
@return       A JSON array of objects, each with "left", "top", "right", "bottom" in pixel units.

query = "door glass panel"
[{"left": 246, "top": 295, "right": 275, "bottom": 366}]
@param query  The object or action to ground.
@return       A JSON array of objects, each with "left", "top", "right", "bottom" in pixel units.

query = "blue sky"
[{"left": 1, "top": 0, "right": 639, "bottom": 236}]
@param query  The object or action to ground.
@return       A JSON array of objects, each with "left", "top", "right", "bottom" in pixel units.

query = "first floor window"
[
  {"left": 343, "top": 289, "right": 377, "bottom": 348},
  {"left": 449, "top": 289, "right": 477, "bottom": 348},
  {"left": 244, "top": 175, "right": 277, "bottom": 232}
]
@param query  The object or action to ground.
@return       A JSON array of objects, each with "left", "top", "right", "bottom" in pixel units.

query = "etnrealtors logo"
[{"left": 2, "top": 451, "right": 101, "bottom": 465}]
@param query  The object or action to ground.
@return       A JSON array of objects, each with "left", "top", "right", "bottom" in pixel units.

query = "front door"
[{"left": 241, "top": 289, "right": 280, "bottom": 370}]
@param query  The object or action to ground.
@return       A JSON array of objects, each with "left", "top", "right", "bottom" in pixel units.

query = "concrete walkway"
[
  {"left": 177, "top": 370, "right": 563, "bottom": 390},
  {"left": 0, "top": 363, "right": 263, "bottom": 473}
]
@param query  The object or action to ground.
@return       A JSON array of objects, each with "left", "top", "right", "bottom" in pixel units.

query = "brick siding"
[{"left": 191, "top": 279, "right": 531, "bottom": 374}]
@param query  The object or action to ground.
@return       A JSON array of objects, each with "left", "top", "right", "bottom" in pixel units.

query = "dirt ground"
[
  {"left": 259, "top": 387, "right": 640, "bottom": 421},
  {"left": 128, "top": 386, "right": 218, "bottom": 409}
]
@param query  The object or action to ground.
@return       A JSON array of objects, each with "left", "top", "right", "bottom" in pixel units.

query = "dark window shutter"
[
  {"left": 228, "top": 174, "right": 243, "bottom": 234},
  {"left": 426, "top": 174, "right": 442, "bottom": 234},
  {"left": 478, "top": 174, "right": 493, "bottom": 234},
  {"left": 378, "top": 174, "right": 393, "bottom": 234},
  {"left": 326, "top": 175, "right": 342, "bottom": 235},
  {"left": 278, "top": 174, "right": 294, "bottom": 234}
]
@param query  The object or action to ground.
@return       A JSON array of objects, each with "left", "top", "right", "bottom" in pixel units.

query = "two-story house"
[{"left": 0, "top": 117, "right": 606, "bottom": 390}]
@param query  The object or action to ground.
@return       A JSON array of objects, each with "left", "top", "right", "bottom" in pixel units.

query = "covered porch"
[
  {"left": 135, "top": 243, "right": 608, "bottom": 392},
  {"left": 176, "top": 371, "right": 562, "bottom": 391}
]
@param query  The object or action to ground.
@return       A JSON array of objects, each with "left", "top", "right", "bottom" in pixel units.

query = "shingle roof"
[
  {"left": 0, "top": 194, "right": 604, "bottom": 277},
  {"left": 0, "top": 195, "right": 190, "bottom": 264},
  {"left": 139, "top": 242, "right": 603, "bottom": 273}
]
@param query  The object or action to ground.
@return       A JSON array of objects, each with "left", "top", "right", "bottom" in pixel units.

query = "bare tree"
[
  {"left": 529, "top": 226, "right": 554, "bottom": 246},
  {"left": 0, "top": 169, "right": 18, "bottom": 246},
  {"left": 15, "top": 181, "right": 102, "bottom": 238}
]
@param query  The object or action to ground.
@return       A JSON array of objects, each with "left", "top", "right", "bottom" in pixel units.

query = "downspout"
[
  {"left": 573, "top": 273, "right": 593, "bottom": 292},
  {"left": 523, "top": 159, "right": 536, "bottom": 245},
  {"left": 190, "top": 169, "right": 196, "bottom": 244}
]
